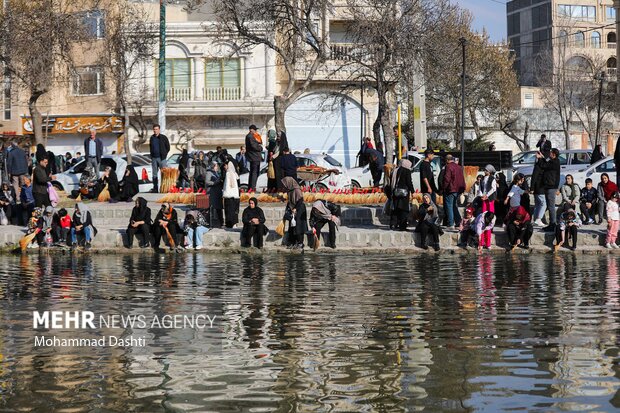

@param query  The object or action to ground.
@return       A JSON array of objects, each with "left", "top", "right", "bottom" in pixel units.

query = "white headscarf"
[{"left": 223, "top": 161, "right": 239, "bottom": 199}]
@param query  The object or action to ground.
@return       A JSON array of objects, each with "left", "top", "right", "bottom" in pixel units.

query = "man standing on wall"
[
  {"left": 149, "top": 124, "right": 170, "bottom": 193},
  {"left": 84, "top": 128, "right": 103, "bottom": 178},
  {"left": 245, "top": 125, "right": 263, "bottom": 191}
]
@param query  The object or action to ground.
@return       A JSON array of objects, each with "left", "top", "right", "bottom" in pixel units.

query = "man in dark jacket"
[
  {"left": 84, "top": 128, "right": 103, "bottom": 178},
  {"left": 149, "top": 124, "right": 170, "bottom": 193},
  {"left": 538, "top": 148, "right": 561, "bottom": 232},
  {"left": 280, "top": 148, "right": 297, "bottom": 180},
  {"left": 442, "top": 154, "right": 466, "bottom": 228},
  {"left": 368, "top": 149, "right": 384, "bottom": 187},
  {"left": 536, "top": 134, "right": 551, "bottom": 158},
  {"left": 33, "top": 158, "right": 53, "bottom": 208},
  {"left": 245, "top": 124, "right": 263, "bottom": 191},
  {"left": 420, "top": 149, "right": 438, "bottom": 202},
  {"left": 6, "top": 141, "right": 28, "bottom": 199}
]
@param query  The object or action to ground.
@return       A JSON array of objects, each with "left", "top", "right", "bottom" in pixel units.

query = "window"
[
  {"left": 72, "top": 66, "right": 105, "bottom": 95},
  {"left": 607, "top": 6, "right": 616, "bottom": 21},
  {"left": 81, "top": 10, "right": 105, "bottom": 39},
  {"left": 507, "top": 13, "right": 520, "bottom": 36},
  {"left": 523, "top": 92, "right": 534, "bottom": 108},
  {"left": 558, "top": 153, "right": 568, "bottom": 165},
  {"left": 532, "top": 4, "right": 550, "bottom": 29},
  {"left": 574, "top": 31, "right": 585, "bottom": 48},
  {"left": 592, "top": 31, "right": 601, "bottom": 48},
  {"left": 596, "top": 160, "right": 616, "bottom": 173},
  {"left": 323, "top": 155, "right": 342, "bottom": 167},
  {"left": 204, "top": 58, "right": 241, "bottom": 100},
  {"left": 558, "top": 4, "right": 596, "bottom": 21},
  {"left": 572, "top": 152, "right": 591, "bottom": 165},
  {"left": 156, "top": 58, "right": 191, "bottom": 89}
]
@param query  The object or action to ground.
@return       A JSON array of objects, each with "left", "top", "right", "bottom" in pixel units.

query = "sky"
[{"left": 454, "top": 0, "right": 507, "bottom": 42}]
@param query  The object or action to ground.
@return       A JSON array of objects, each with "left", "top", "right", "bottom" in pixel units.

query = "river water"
[{"left": 0, "top": 253, "right": 619, "bottom": 412}]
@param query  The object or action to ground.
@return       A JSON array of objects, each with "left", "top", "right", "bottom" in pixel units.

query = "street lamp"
[
  {"left": 595, "top": 71, "right": 607, "bottom": 147},
  {"left": 459, "top": 37, "right": 467, "bottom": 168}
]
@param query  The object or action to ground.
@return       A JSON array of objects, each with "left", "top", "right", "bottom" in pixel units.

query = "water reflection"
[{"left": 0, "top": 253, "right": 618, "bottom": 412}]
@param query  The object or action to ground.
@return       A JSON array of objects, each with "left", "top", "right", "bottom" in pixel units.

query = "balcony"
[
  {"left": 607, "top": 67, "right": 617, "bottom": 79},
  {"left": 608, "top": 42, "right": 616, "bottom": 49},
  {"left": 330, "top": 43, "right": 358, "bottom": 61},
  {"left": 158, "top": 86, "right": 242, "bottom": 101}
]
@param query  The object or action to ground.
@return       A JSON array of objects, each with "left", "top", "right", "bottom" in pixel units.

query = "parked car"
[
  {"left": 568, "top": 156, "right": 616, "bottom": 189},
  {"left": 513, "top": 149, "right": 592, "bottom": 175},
  {"left": 348, "top": 152, "right": 442, "bottom": 189},
  {"left": 52, "top": 155, "right": 158, "bottom": 194}
]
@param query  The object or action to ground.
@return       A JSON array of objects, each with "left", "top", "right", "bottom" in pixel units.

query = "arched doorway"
[{"left": 284, "top": 93, "right": 362, "bottom": 168}]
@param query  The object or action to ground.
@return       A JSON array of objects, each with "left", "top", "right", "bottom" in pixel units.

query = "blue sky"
[{"left": 455, "top": 0, "right": 507, "bottom": 41}]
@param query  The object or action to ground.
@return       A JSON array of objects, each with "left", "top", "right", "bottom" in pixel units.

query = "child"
[
  {"left": 505, "top": 173, "right": 526, "bottom": 216},
  {"left": 20, "top": 177, "right": 35, "bottom": 223},
  {"left": 477, "top": 165, "right": 497, "bottom": 213},
  {"left": 37, "top": 206, "right": 54, "bottom": 247},
  {"left": 458, "top": 206, "right": 476, "bottom": 248},
  {"left": 580, "top": 178, "right": 599, "bottom": 224},
  {"left": 475, "top": 211, "right": 496, "bottom": 251},
  {"left": 606, "top": 191, "right": 620, "bottom": 249},
  {"left": 56, "top": 208, "right": 71, "bottom": 245},
  {"left": 555, "top": 208, "right": 581, "bottom": 251}
]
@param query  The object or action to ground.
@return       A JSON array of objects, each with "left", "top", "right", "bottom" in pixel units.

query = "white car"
[
  {"left": 348, "top": 152, "right": 442, "bottom": 189},
  {"left": 568, "top": 156, "right": 616, "bottom": 189},
  {"left": 52, "top": 155, "right": 158, "bottom": 193},
  {"left": 513, "top": 149, "right": 592, "bottom": 176}
]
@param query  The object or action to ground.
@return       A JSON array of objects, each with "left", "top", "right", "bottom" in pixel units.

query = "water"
[{"left": 0, "top": 253, "right": 619, "bottom": 412}]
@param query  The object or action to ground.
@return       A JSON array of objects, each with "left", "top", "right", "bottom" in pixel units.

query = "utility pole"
[
  {"left": 158, "top": 0, "right": 166, "bottom": 133},
  {"left": 595, "top": 71, "right": 605, "bottom": 147},
  {"left": 459, "top": 37, "right": 467, "bottom": 168},
  {"left": 360, "top": 80, "right": 364, "bottom": 150}
]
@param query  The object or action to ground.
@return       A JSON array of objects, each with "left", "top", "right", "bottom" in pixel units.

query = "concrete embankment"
[{"left": 0, "top": 201, "right": 615, "bottom": 254}]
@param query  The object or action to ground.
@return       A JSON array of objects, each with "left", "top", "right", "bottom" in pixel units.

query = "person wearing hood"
[
  {"left": 36, "top": 205, "right": 55, "bottom": 246},
  {"left": 126, "top": 197, "right": 152, "bottom": 249},
  {"left": 474, "top": 211, "right": 496, "bottom": 251},
  {"left": 99, "top": 166, "right": 120, "bottom": 202},
  {"left": 282, "top": 176, "right": 307, "bottom": 249},
  {"left": 415, "top": 193, "right": 441, "bottom": 251},
  {"left": 205, "top": 161, "right": 224, "bottom": 228},
  {"left": 72, "top": 164, "right": 97, "bottom": 199},
  {"left": 476, "top": 164, "right": 497, "bottom": 214},
  {"left": 153, "top": 203, "right": 179, "bottom": 253},
  {"left": 505, "top": 205, "right": 533, "bottom": 250},
  {"left": 311, "top": 200, "right": 340, "bottom": 248},
  {"left": 597, "top": 173, "right": 618, "bottom": 224},
  {"left": 192, "top": 151, "right": 208, "bottom": 191},
  {"left": 71, "top": 202, "right": 96, "bottom": 249},
  {"left": 388, "top": 159, "right": 414, "bottom": 231},
  {"left": 223, "top": 161, "right": 240, "bottom": 228},
  {"left": 241, "top": 197, "right": 267, "bottom": 248},
  {"left": 119, "top": 167, "right": 139, "bottom": 202},
  {"left": 555, "top": 206, "right": 581, "bottom": 251},
  {"left": 275, "top": 131, "right": 290, "bottom": 192},
  {"left": 35, "top": 144, "right": 47, "bottom": 164},
  {"left": 0, "top": 182, "right": 16, "bottom": 225},
  {"left": 591, "top": 144, "right": 604, "bottom": 165},
  {"left": 177, "top": 149, "right": 190, "bottom": 189}
]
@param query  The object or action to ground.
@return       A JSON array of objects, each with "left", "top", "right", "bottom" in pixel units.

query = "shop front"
[{"left": 22, "top": 115, "right": 124, "bottom": 156}]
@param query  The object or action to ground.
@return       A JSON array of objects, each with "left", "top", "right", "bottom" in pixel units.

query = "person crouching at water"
[
  {"left": 415, "top": 193, "right": 442, "bottom": 251},
  {"left": 36, "top": 206, "right": 55, "bottom": 247},
  {"left": 71, "top": 203, "right": 96, "bottom": 250},
  {"left": 505, "top": 205, "right": 533, "bottom": 250},
  {"left": 282, "top": 177, "right": 307, "bottom": 250},
  {"left": 184, "top": 210, "right": 209, "bottom": 250},
  {"left": 242, "top": 197, "right": 267, "bottom": 248},
  {"left": 605, "top": 191, "right": 620, "bottom": 249},
  {"left": 474, "top": 211, "right": 495, "bottom": 252},
  {"left": 126, "top": 197, "right": 152, "bottom": 249},
  {"left": 388, "top": 159, "right": 414, "bottom": 231},
  {"left": 458, "top": 206, "right": 476, "bottom": 248},
  {"left": 56, "top": 208, "right": 71, "bottom": 245},
  {"left": 555, "top": 207, "right": 581, "bottom": 251},
  {"left": 311, "top": 200, "right": 340, "bottom": 249},
  {"left": 153, "top": 203, "right": 180, "bottom": 253}
]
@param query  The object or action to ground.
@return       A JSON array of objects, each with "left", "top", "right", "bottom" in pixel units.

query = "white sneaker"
[
  {"left": 533, "top": 219, "right": 545, "bottom": 227},
  {"left": 613, "top": 244, "right": 619, "bottom": 249},
  {"left": 195, "top": 245, "right": 203, "bottom": 250},
  {"left": 606, "top": 243, "right": 613, "bottom": 249}
]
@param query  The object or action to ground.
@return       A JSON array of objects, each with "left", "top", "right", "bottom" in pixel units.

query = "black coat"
[
  {"left": 6, "top": 146, "right": 28, "bottom": 175},
  {"left": 33, "top": 165, "right": 49, "bottom": 195},
  {"left": 245, "top": 133, "right": 263, "bottom": 163},
  {"left": 280, "top": 154, "right": 297, "bottom": 179},
  {"left": 538, "top": 157, "right": 561, "bottom": 189},
  {"left": 149, "top": 134, "right": 170, "bottom": 159},
  {"left": 205, "top": 170, "right": 223, "bottom": 210},
  {"left": 392, "top": 167, "right": 414, "bottom": 211},
  {"left": 130, "top": 199, "right": 152, "bottom": 226}
]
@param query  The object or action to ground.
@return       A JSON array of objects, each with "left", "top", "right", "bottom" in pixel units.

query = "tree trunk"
[
  {"left": 123, "top": 103, "right": 132, "bottom": 165},
  {"left": 523, "top": 121, "right": 530, "bottom": 151},
  {"left": 372, "top": 115, "right": 382, "bottom": 146},
  {"left": 28, "top": 92, "right": 45, "bottom": 146},
  {"left": 274, "top": 95, "right": 288, "bottom": 134}
]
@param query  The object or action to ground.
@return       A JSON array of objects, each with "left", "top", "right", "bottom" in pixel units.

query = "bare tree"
[
  {"left": 498, "top": 109, "right": 530, "bottom": 151},
  {"left": 100, "top": 1, "right": 157, "bottom": 163},
  {"left": 0, "top": 0, "right": 102, "bottom": 145}
]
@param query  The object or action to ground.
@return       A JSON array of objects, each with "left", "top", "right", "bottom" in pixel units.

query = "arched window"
[
  {"left": 607, "top": 57, "right": 617, "bottom": 77},
  {"left": 566, "top": 56, "right": 593, "bottom": 78},
  {"left": 592, "top": 31, "right": 601, "bottom": 48},
  {"left": 608, "top": 32, "right": 617, "bottom": 46},
  {"left": 575, "top": 31, "right": 585, "bottom": 47}
]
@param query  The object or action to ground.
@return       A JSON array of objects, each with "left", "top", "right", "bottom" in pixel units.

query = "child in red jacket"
[{"left": 56, "top": 208, "right": 71, "bottom": 245}]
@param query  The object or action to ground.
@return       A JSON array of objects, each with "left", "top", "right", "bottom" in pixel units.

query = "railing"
[
  {"left": 330, "top": 43, "right": 359, "bottom": 61},
  {"left": 203, "top": 86, "right": 241, "bottom": 101},
  {"left": 166, "top": 87, "right": 192, "bottom": 101},
  {"left": 607, "top": 68, "right": 617, "bottom": 79},
  {"left": 608, "top": 42, "right": 616, "bottom": 49}
]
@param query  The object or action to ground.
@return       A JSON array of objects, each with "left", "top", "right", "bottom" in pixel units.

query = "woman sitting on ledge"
[
  {"left": 415, "top": 193, "right": 441, "bottom": 251},
  {"left": 71, "top": 203, "right": 96, "bottom": 250},
  {"left": 241, "top": 197, "right": 267, "bottom": 248},
  {"left": 126, "top": 197, "right": 151, "bottom": 249}
]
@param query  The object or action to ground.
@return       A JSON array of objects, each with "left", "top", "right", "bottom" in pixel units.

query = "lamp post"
[
  {"left": 158, "top": 0, "right": 166, "bottom": 133},
  {"left": 459, "top": 37, "right": 467, "bottom": 168},
  {"left": 595, "top": 71, "right": 606, "bottom": 147}
]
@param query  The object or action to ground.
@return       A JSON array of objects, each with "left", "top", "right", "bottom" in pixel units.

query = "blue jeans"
[
  {"left": 444, "top": 192, "right": 461, "bottom": 227},
  {"left": 70, "top": 226, "right": 92, "bottom": 244},
  {"left": 186, "top": 226, "right": 209, "bottom": 247},
  {"left": 534, "top": 194, "right": 546, "bottom": 221},
  {"left": 151, "top": 157, "right": 167, "bottom": 190}
]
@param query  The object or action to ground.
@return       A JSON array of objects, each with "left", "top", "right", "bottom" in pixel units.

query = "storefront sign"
[{"left": 22, "top": 116, "right": 124, "bottom": 135}]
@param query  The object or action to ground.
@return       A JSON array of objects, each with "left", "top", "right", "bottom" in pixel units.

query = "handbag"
[
  {"left": 47, "top": 183, "right": 60, "bottom": 207},
  {"left": 391, "top": 171, "right": 409, "bottom": 199},
  {"left": 267, "top": 160, "right": 275, "bottom": 179}
]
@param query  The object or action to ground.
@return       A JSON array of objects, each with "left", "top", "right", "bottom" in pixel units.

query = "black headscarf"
[
  {"left": 179, "top": 149, "right": 189, "bottom": 169},
  {"left": 279, "top": 131, "right": 289, "bottom": 152},
  {"left": 121, "top": 167, "right": 139, "bottom": 199},
  {"left": 591, "top": 144, "right": 604, "bottom": 165},
  {"left": 35, "top": 144, "right": 46, "bottom": 162}
]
